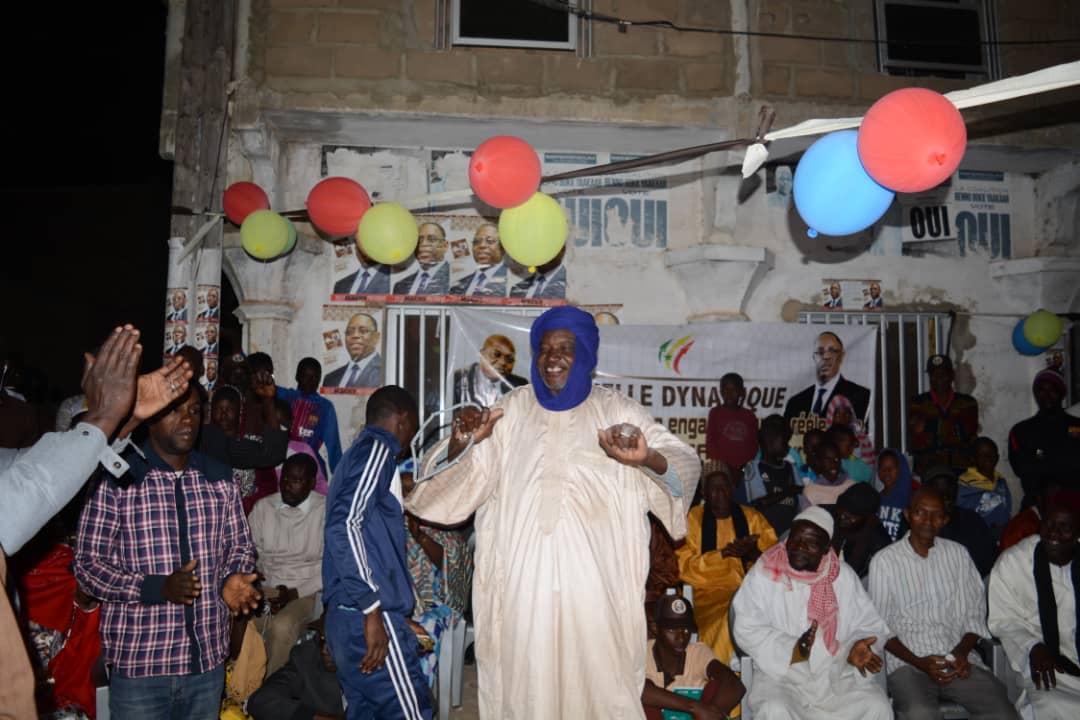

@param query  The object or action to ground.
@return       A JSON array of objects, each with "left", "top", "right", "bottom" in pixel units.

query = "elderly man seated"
[
  {"left": 732, "top": 507, "right": 890, "bottom": 719},
  {"left": 989, "top": 490, "right": 1080, "bottom": 720},
  {"left": 677, "top": 464, "right": 777, "bottom": 666}
]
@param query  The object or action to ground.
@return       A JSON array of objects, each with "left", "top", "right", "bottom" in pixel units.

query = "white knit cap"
[{"left": 793, "top": 505, "right": 834, "bottom": 540}]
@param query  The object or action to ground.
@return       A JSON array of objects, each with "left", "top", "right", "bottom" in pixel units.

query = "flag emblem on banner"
[{"left": 658, "top": 335, "right": 694, "bottom": 374}]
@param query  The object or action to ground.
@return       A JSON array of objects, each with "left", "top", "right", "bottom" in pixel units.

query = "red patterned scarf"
[{"left": 759, "top": 543, "right": 841, "bottom": 655}]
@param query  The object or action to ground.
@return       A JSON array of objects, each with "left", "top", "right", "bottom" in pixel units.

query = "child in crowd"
[
  {"left": 874, "top": 448, "right": 917, "bottom": 541},
  {"left": 741, "top": 415, "right": 803, "bottom": 536},
  {"left": 799, "top": 440, "right": 854, "bottom": 508},
  {"left": 825, "top": 395, "right": 876, "bottom": 465},
  {"left": 958, "top": 436, "right": 1012, "bottom": 540},
  {"left": 642, "top": 595, "right": 745, "bottom": 720},
  {"left": 706, "top": 373, "right": 760, "bottom": 471},
  {"left": 826, "top": 424, "right": 873, "bottom": 484},
  {"left": 798, "top": 428, "right": 825, "bottom": 471}
]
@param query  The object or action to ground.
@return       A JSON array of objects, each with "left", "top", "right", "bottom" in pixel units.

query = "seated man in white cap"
[{"left": 732, "top": 506, "right": 891, "bottom": 719}]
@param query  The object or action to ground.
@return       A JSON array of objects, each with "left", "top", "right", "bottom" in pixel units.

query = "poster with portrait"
[
  {"left": 195, "top": 322, "right": 219, "bottom": 357},
  {"left": 446, "top": 309, "right": 533, "bottom": 410},
  {"left": 766, "top": 165, "right": 794, "bottom": 209},
  {"left": 165, "top": 288, "right": 190, "bottom": 323},
  {"left": 819, "top": 279, "right": 884, "bottom": 311},
  {"left": 320, "top": 303, "right": 386, "bottom": 396},
  {"left": 164, "top": 322, "right": 188, "bottom": 357},
  {"left": 196, "top": 284, "right": 221, "bottom": 322},
  {"left": 330, "top": 236, "right": 396, "bottom": 300}
]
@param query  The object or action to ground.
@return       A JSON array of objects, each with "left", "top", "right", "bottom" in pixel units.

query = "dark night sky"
[{"left": 0, "top": 4, "right": 173, "bottom": 402}]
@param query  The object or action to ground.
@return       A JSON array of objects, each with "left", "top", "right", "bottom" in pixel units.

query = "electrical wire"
[{"left": 526, "top": 0, "right": 1080, "bottom": 48}]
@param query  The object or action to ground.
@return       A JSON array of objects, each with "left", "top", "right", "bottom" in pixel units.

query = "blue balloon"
[
  {"left": 794, "top": 130, "right": 896, "bottom": 237},
  {"left": 1012, "top": 318, "right": 1044, "bottom": 356}
]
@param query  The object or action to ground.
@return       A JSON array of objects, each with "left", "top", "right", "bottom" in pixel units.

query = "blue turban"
[{"left": 529, "top": 306, "right": 599, "bottom": 411}]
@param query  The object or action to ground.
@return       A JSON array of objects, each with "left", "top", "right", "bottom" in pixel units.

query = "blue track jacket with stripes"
[{"left": 323, "top": 425, "right": 414, "bottom": 616}]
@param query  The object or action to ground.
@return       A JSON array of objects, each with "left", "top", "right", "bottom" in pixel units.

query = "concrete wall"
[{"left": 179, "top": 0, "right": 1080, "bottom": 507}]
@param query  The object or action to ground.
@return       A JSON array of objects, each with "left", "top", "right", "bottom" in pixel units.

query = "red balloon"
[
  {"left": 469, "top": 136, "right": 542, "bottom": 209},
  {"left": 223, "top": 182, "right": 270, "bottom": 225},
  {"left": 306, "top": 177, "right": 372, "bottom": 236},
  {"left": 857, "top": 88, "right": 967, "bottom": 193}
]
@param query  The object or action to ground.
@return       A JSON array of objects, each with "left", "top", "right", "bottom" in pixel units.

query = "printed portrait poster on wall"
[
  {"left": 447, "top": 309, "right": 878, "bottom": 464},
  {"left": 320, "top": 302, "right": 387, "bottom": 449},
  {"left": 819, "top": 279, "right": 884, "bottom": 311},
  {"left": 165, "top": 288, "right": 189, "bottom": 323}
]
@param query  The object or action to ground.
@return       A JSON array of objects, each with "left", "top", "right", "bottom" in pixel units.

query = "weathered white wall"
[{"left": 224, "top": 121, "right": 1079, "bottom": 512}]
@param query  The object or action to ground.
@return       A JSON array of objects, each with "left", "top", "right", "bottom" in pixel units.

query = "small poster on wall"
[
  {"left": 320, "top": 303, "right": 385, "bottom": 395},
  {"left": 819, "top": 279, "right": 884, "bottom": 311}
]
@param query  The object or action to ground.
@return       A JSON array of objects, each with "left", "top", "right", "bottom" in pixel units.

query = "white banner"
[{"left": 448, "top": 308, "right": 878, "bottom": 461}]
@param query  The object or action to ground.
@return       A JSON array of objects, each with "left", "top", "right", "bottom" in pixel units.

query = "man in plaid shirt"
[{"left": 75, "top": 385, "right": 261, "bottom": 719}]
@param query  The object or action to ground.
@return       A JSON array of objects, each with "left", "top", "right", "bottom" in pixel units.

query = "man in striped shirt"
[
  {"left": 323, "top": 385, "right": 431, "bottom": 720},
  {"left": 868, "top": 487, "right": 1017, "bottom": 719},
  {"left": 74, "top": 385, "right": 261, "bottom": 719}
]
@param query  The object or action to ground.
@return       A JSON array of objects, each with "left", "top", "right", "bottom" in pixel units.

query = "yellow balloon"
[
  {"left": 1022, "top": 309, "right": 1064, "bottom": 348},
  {"left": 240, "top": 209, "right": 290, "bottom": 260},
  {"left": 498, "top": 192, "right": 567, "bottom": 268},
  {"left": 357, "top": 203, "right": 418, "bottom": 265}
]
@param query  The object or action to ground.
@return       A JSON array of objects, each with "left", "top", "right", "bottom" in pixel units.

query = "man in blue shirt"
[
  {"left": 323, "top": 385, "right": 430, "bottom": 719},
  {"left": 277, "top": 357, "right": 342, "bottom": 479}
]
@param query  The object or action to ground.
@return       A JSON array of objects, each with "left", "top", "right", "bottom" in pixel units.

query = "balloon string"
[{"left": 539, "top": 137, "right": 756, "bottom": 183}]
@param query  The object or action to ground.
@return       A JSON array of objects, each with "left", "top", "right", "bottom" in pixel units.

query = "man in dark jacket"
[{"left": 1008, "top": 368, "right": 1080, "bottom": 508}]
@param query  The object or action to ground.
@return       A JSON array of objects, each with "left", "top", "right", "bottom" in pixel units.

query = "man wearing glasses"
[
  {"left": 451, "top": 223, "right": 508, "bottom": 297},
  {"left": 324, "top": 313, "right": 383, "bottom": 389},
  {"left": 393, "top": 222, "right": 451, "bottom": 295},
  {"left": 784, "top": 331, "right": 871, "bottom": 428}
]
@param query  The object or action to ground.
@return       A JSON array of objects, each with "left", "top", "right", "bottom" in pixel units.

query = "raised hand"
[
  {"left": 82, "top": 326, "right": 141, "bottom": 437},
  {"left": 252, "top": 370, "right": 276, "bottom": 399},
  {"left": 222, "top": 572, "right": 262, "bottom": 616},
  {"left": 133, "top": 355, "right": 193, "bottom": 421},
  {"left": 163, "top": 559, "right": 201, "bottom": 605},
  {"left": 448, "top": 406, "right": 504, "bottom": 459},
  {"left": 848, "top": 636, "right": 883, "bottom": 676}
]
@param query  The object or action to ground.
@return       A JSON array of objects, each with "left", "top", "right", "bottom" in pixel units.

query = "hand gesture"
[
  {"left": 360, "top": 611, "right": 389, "bottom": 674},
  {"left": 597, "top": 423, "right": 649, "bottom": 467},
  {"left": 795, "top": 620, "right": 817, "bottom": 660},
  {"left": 222, "top": 572, "right": 262, "bottom": 616},
  {"left": 848, "top": 636, "right": 883, "bottom": 676},
  {"left": 919, "top": 655, "right": 959, "bottom": 685},
  {"left": 448, "top": 406, "right": 503, "bottom": 459},
  {"left": 721, "top": 535, "right": 760, "bottom": 559},
  {"left": 134, "top": 355, "right": 193, "bottom": 421},
  {"left": 163, "top": 559, "right": 202, "bottom": 605},
  {"left": 950, "top": 652, "right": 971, "bottom": 679},
  {"left": 82, "top": 326, "right": 141, "bottom": 436},
  {"left": 1030, "top": 643, "right": 1062, "bottom": 690}
]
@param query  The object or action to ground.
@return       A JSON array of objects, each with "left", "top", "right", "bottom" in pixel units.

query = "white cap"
[{"left": 794, "top": 506, "right": 834, "bottom": 540}]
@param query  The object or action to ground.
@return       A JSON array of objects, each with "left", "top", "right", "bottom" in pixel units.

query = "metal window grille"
[
  {"left": 798, "top": 311, "right": 953, "bottom": 456},
  {"left": 384, "top": 305, "right": 545, "bottom": 435}
]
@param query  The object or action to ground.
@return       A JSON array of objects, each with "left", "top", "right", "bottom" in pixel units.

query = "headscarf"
[
  {"left": 529, "top": 306, "right": 599, "bottom": 411},
  {"left": 759, "top": 539, "right": 842, "bottom": 655},
  {"left": 825, "top": 394, "right": 875, "bottom": 465}
]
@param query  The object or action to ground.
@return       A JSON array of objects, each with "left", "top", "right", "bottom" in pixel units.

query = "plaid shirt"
[{"left": 74, "top": 444, "right": 255, "bottom": 677}]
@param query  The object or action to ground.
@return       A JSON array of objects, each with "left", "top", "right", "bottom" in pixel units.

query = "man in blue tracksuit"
[{"left": 323, "top": 385, "right": 431, "bottom": 719}]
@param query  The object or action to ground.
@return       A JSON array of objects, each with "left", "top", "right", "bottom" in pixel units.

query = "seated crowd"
[{"left": 2, "top": 326, "right": 1080, "bottom": 720}]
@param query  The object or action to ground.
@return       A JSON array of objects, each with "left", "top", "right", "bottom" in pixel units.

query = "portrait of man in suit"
[
  {"left": 164, "top": 323, "right": 188, "bottom": 356},
  {"left": 783, "top": 331, "right": 871, "bottom": 426},
  {"left": 863, "top": 282, "right": 883, "bottom": 310},
  {"left": 197, "top": 287, "right": 220, "bottom": 320},
  {"left": 823, "top": 281, "right": 844, "bottom": 309},
  {"left": 201, "top": 323, "right": 219, "bottom": 357},
  {"left": 322, "top": 312, "right": 382, "bottom": 389},
  {"left": 509, "top": 248, "right": 567, "bottom": 300},
  {"left": 452, "top": 333, "right": 528, "bottom": 407},
  {"left": 333, "top": 241, "right": 391, "bottom": 295},
  {"left": 166, "top": 290, "right": 188, "bottom": 322},
  {"left": 450, "top": 223, "right": 507, "bottom": 297},
  {"left": 392, "top": 222, "right": 450, "bottom": 295}
]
